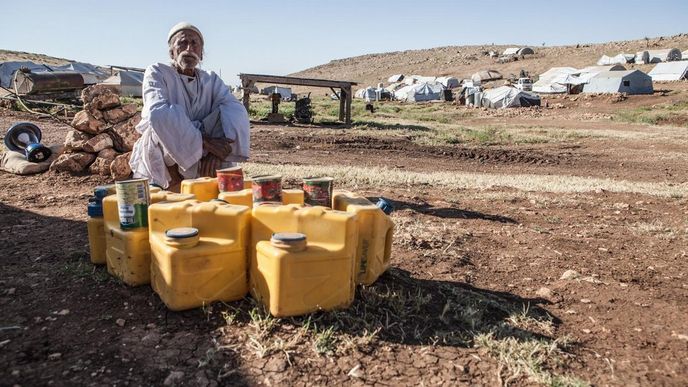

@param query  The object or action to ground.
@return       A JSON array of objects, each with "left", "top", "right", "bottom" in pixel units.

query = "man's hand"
[
  {"left": 199, "top": 154, "right": 222, "bottom": 177},
  {"left": 203, "top": 136, "right": 234, "bottom": 160}
]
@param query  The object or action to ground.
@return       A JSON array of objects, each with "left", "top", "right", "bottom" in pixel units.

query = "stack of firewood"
[{"left": 50, "top": 85, "right": 141, "bottom": 180}]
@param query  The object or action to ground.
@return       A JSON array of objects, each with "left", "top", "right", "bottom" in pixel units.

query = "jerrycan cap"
[
  {"left": 94, "top": 187, "right": 110, "bottom": 200},
  {"left": 165, "top": 227, "right": 200, "bottom": 248},
  {"left": 87, "top": 197, "right": 103, "bottom": 217},
  {"left": 211, "top": 198, "right": 229, "bottom": 204},
  {"left": 270, "top": 232, "right": 307, "bottom": 252},
  {"left": 376, "top": 198, "right": 394, "bottom": 215}
]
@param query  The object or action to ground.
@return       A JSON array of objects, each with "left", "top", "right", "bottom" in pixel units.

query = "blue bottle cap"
[
  {"left": 87, "top": 198, "right": 103, "bottom": 217},
  {"left": 165, "top": 227, "right": 200, "bottom": 239},
  {"left": 376, "top": 198, "right": 394, "bottom": 215},
  {"left": 94, "top": 187, "right": 110, "bottom": 200}
]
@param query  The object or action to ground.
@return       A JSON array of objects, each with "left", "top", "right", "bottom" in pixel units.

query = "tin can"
[
  {"left": 217, "top": 166, "right": 244, "bottom": 192},
  {"left": 303, "top": 177, "right": 334, "bottom": 207},
  {"left": 115, "top": 178, "right": 150, "bottom": 229},
  {"left": 252, "top": 175, "right": 282, "bottom": 207}
]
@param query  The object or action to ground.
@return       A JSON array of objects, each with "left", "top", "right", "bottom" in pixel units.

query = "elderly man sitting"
[{"left": 129, "top": 22, "right": 250, "bottom": 190}]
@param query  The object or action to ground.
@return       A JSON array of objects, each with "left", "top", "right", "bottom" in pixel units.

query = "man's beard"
[{"left": 174, "top": 51, "right": 201, "bottom": 71}]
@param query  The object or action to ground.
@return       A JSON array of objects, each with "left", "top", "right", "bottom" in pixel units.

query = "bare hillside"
[
  {"left": 290, "top": 34, "right": 688, "bottom": 86},
  {"left": 0, "top": 49, "right": 73, "bottom": 66}
]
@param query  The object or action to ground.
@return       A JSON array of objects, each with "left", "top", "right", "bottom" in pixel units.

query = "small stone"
[
  {"left": 580, "top": 298, "right": 592, "bottom": 304},
  {"left": 50, "top": 152, "right": 97, "bottom": 173},
  {"left": 115, "top": 318, "right": 126, "bottom": 327},
  {"left": 71, "top": 110, "right": 107, "bottom": 135},
  {"left": 102, "top": 103, "right": 138, "bottom": 124},
  {"left": 91, "top": 91, "right": 121, "bottom": 111},
  {"left": 109, "top": 113, "right": 141, "bottom": 152},
  {"left": 11, "top": 370, "right": 19, "bottom": 377},
  {"left": 560, "top": 270, "right": 580, "bottom": 280},
  {"left": 56, "top": 309, "right": 70, "bottom": 316},
  {"left": 535, "top": 287, "right": 552, "bottom": 299},
  {"left": 48, "top": 353, "right": 62, "bottom": 360},
  {"left": 82, "top": 133, "right": 114, "bottom": 153},
  {"left": 110, "top": 152, "right": 132, "bottom": 181},
  {"left": 63, "top": 130, "right": 94, "bottom": 152},
  {"left": 565, "top": 309, "right": 577, "bottom": 314},
  {"left": 164, "top": 371, "right": 185, "bottom": 386},
  {"left": 581, "top": 329, "right": 591, "bottom": 334},
  {"left": 347, "top": 364, "right": 364, "bottom": 378},
  {"left": 7, "top": 288, "right": 15, "bottom": 295}
]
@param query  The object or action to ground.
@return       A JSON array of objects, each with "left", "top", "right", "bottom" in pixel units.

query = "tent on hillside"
[
  {"left": 502, "top": 47, "right": 534, "bottom": 56},
  {"left": 597, "top": 53, "right": 636, "bottom": 65},
  {"left": 471, "top": 69, "right": 502, "bottom": 84},
  {"left": 532, "top": 67, "right": 581, "bottom": 94},
  {"left": 100, "top": 70, "right": 143, "bottom": 97},
  {"left": 583, "top": 70, "right": 653, "bottom": 94},
  {"left": 480, "top": 86, "right": 541, "bottom": 109},
  {"left": 683, "top": 50, "right": 688, "bottom": 60},
  {"left": 387, "top": 74, "right": 404, "bottom": 83},
  {"left": 436, "top": 76, "right": 460, "bottom": 89},
  {"left": 635, "top": 51, "right": 650, "bottom": 64},
  {"left": 403, "top": 75, "right": 436, "bottom": 85},
  {"left": 0, "top": 60, "right": 108, "bottom": 89},
  {"left": 576, "top": 65, "right": 626, "bottom": 83},
  {"left": 647, "top": 49, "right": 682, "bottom": 63},
  {"left": 394, "top": 82, "right": 445, "bottom": 102},
  {"left": 648, "top": 62, "right": 688, "bottom": 81},
  {"left": 260, "top": 85, "right": 293, "bottom": 100}
]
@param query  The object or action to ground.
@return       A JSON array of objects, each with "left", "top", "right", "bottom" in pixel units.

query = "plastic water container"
[
  {"left": 250, "top": 205, "right": 358, "bottom": 317},
  {"left": 332, "top": 190, "right": 394, "bottom": 285},
  {"left": 218, "top": 188, "right": 304, "bottom": 207},
  {"left": 181, "top": 177, "right": 219, "bottom": 202},
  {"left": 149, "top": 200, "right": 250, "bottom": 311},
  {"left": 87, "top": 186, "right": 112, "bottom": 264},
  {"left": 103, "top": 191, "right": 195, "bottom": 286}
]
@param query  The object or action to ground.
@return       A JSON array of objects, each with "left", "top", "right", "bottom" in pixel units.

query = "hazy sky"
[{"left": 2, "top": 0, "right": 686, "bottom": 85}]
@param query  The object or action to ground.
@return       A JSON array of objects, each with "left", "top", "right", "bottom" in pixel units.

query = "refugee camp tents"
[
  {"left": 394, "top": 82, "right": 444, "bottom": 102},
  {"left": 648, "top": 62, "right": 688, "bottom": 81},
  {"left": 403, "top": 75, "right": 436, "bottom": 85},
  {"left": 597, "top": 53, "right": 636, "bottom": 65},
  {"left": 387, "top": 74, "right": 404, "bottom": 83},
  {"left": 260, "top": 85, "right": 293, "bottom": 100},
  {"left": 100, "top": 70, "right": 143, "bottom": 97},
  {"left": 355, "top": 87, "right": 377, "bottom": 100},
  {"left": 502, "top": 47, "right": 534, "bottom": 56},
  {"left": 647, "top": 49, "right": 682, "bottom": 63},
  {"left": 532, "top": 67, "right": 580, "bottom": 94},
  {"left": 480, "top": 86, "right": 541, "bottom": 109},
  {"left": 583, "top": 70, "right": 653, "bottom": 94},
  {"left": 576, "top": 65, "right": 626, "bottom": 83},
  {"left": 471, "top": 69, "right": 502, "bottom": 84},
  {"left": 436, "top": 76, "right": 460, "bottom": 89}
]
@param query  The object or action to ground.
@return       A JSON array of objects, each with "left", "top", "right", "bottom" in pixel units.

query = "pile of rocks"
[{"left": 50, "top": 85, "right": 141, "bottom": 180}]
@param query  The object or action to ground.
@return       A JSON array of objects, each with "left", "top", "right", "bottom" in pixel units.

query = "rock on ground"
[
  {"left": 63, "top": 130, "right": 93, "bottom": 152},
  {"left": 71, "top": 110, "right": 106, "bottom": 135},
  {"left": 102, "top": 103, "right": 138, "bottom": 124},
  {"left": 110, "top": 152, "right": 132, "bottom": 181},
  {"left": 50, "top": 152, "right": 96, "bottom": 173},
  {"left": 109, "top": 113, "right": 141, "bottom": 153},
  {"left": 82, "top": 133, "right": 114, "bottom": 153}
]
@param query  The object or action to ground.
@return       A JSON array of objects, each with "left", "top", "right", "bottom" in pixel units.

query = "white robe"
[{"left": 129, "top": 63, "right": 250, "bottom": 188}]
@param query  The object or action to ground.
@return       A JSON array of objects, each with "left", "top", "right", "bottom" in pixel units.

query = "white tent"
[
  {"left": 436, "top": 76, "right": 460, "bottom": 89},
  {"left": 480, "top": 86, "right": 541, "bottom": 109},
  {"left": 260, "top": 85, "right": 293, "bottom": 100},
  {"left": 647, "top": 49, "right": 682, "bottom": 63},
  {"left": 394, "top": 82, "right": 445, "bottom": 102},
  {"left": 387, "top": 74, "right": 404, "bottom": 83},
  {"left": 502, "top": 47, "right": 534, "bottom": 56},
  {"left": 597, "top": 54, "right": 635, "bottom": 65},
  {"left": 636, "top": 51, "right": 650, "bottom": 64},
  {"left": 355, "top": 86, "right": 377, "bottom": 100},
  {"left": 648, "top": 62, "right": 688, "bottom": 81},
  {"left": 576, "top": 65, "right": 626, "bottom": 83},
  {"left": 683, "top": 50, "right": 688, "bottom": 60},
  {"left": 583, "top": 70, "right": 653, "bottom": 94},
  {"left": 533, "top": 67, "right": 581, "bottom": 94},
  {"left": 403, "top": 75, "right": 436, "bottom": 85},
  {"left": 101, "top": 70, "right": 144, "bottom": 97},
  {"left": 471, "top": 69, "right": 502, "bottom": 84}
]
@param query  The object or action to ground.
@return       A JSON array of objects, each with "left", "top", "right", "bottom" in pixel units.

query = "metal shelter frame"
[{"left": 238, "top": 73, "right": 357, "bottom": 125}]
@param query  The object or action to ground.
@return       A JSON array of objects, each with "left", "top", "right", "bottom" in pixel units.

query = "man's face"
[{"left": 170, "top": 30, "right": 203, "bottom": 72}]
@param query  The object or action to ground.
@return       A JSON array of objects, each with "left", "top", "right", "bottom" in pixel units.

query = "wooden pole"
[
  {"left": 241, "top": 79, "right": 252, "bottom": 111},
  {"left": 345, "top": 86, "right": 352, "bottom": 125},
  {"left": 339, "top": 87, "right": 346, "bottom": 122}
]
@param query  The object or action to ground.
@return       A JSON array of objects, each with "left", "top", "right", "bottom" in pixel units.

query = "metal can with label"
[
  {"left": 217, "top": 166, "right": 244, "bottom": 192},
  {"left": 303, "top": 177, "right": 334, "bottom": 207},
  {"left": 115, "top": 178, "right": 150, "bottom": 229},
  {"left": 252, "top": 175, "right": 282, "bottom": 207}
]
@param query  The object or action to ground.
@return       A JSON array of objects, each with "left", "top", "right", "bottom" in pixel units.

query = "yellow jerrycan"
[
  {"left": 218, "top": 188, "right": 304, "bottom": 207},
  {"left": 251, "top": 206, "right": 358, "bottom": 317},
  {"left": 332, "top": 190, "right": 394, "bottom": 285},
  {"left": 103, "top": 191, "right": 194, "bottom": 286},
  {"left": 87, "top": 185, "right": 115, "bottom": 264},
  {"left": 181, "top": 177, "right": 219, "bottom": 202},
  {"left": 149, "top": 200, "right": 250, "bottom": 311}
]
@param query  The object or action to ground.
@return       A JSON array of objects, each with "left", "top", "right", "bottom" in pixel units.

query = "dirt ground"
[{"left": 1, "top": 87, "right": 687, "bottom": 387}]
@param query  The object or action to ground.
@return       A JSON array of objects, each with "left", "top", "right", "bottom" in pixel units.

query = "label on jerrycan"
[{"left": 116, "top": 179, "right": 150, "bottom": 229}]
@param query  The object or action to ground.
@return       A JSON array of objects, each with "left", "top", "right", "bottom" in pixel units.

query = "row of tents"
[
  {"left": 597, "top": 49, "right": 684, "bottom": 66},
  {"left": 0, "top": 60, "right": 144, "bottom": 97}
]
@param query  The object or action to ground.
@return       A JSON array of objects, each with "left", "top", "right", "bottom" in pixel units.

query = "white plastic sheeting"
[
  {"left": 533, "top": 67, "right": 579, "bottom": 94},
  {"left": 636, "top": 51, "right": 650, "bottom": 64},
  {"left": 647, "top": 49, "right": 682, "bottom": 63},
  {"left": 436, "top": 76, "right": 460, "bottom": 89},
  {"left": 387, "top": 74, "right": 404, "bottom": 83},
  {"left": 648, "top": 62, "right": 688, "bottom": 81},
  {"left": 597, "top": 54, "right": 635, "bottom": 65},
  {"left": 393, "top": 82, "right": 445, "bottom": 102},
  {"left": 471, "top": 69, "right": 502, "bottom": 84},
  {"left": 260, "top": 85, "right": 293, "bottom": 100},
  {"left": 0, "top": 60, "right": 108, "bottom": 88},
  {"left": 101, "top": 70, "right": 144, "bottom": 97},
  {"left": 480, "top": 86, "right": 541, "bottom": 109},
  {"left": 583, "top": 70, "right": 653, "bottom": 94}
]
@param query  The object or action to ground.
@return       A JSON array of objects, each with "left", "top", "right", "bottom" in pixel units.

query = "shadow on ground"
[{"left": 372, "top": 197, "right": 519, "bottom": 224}]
